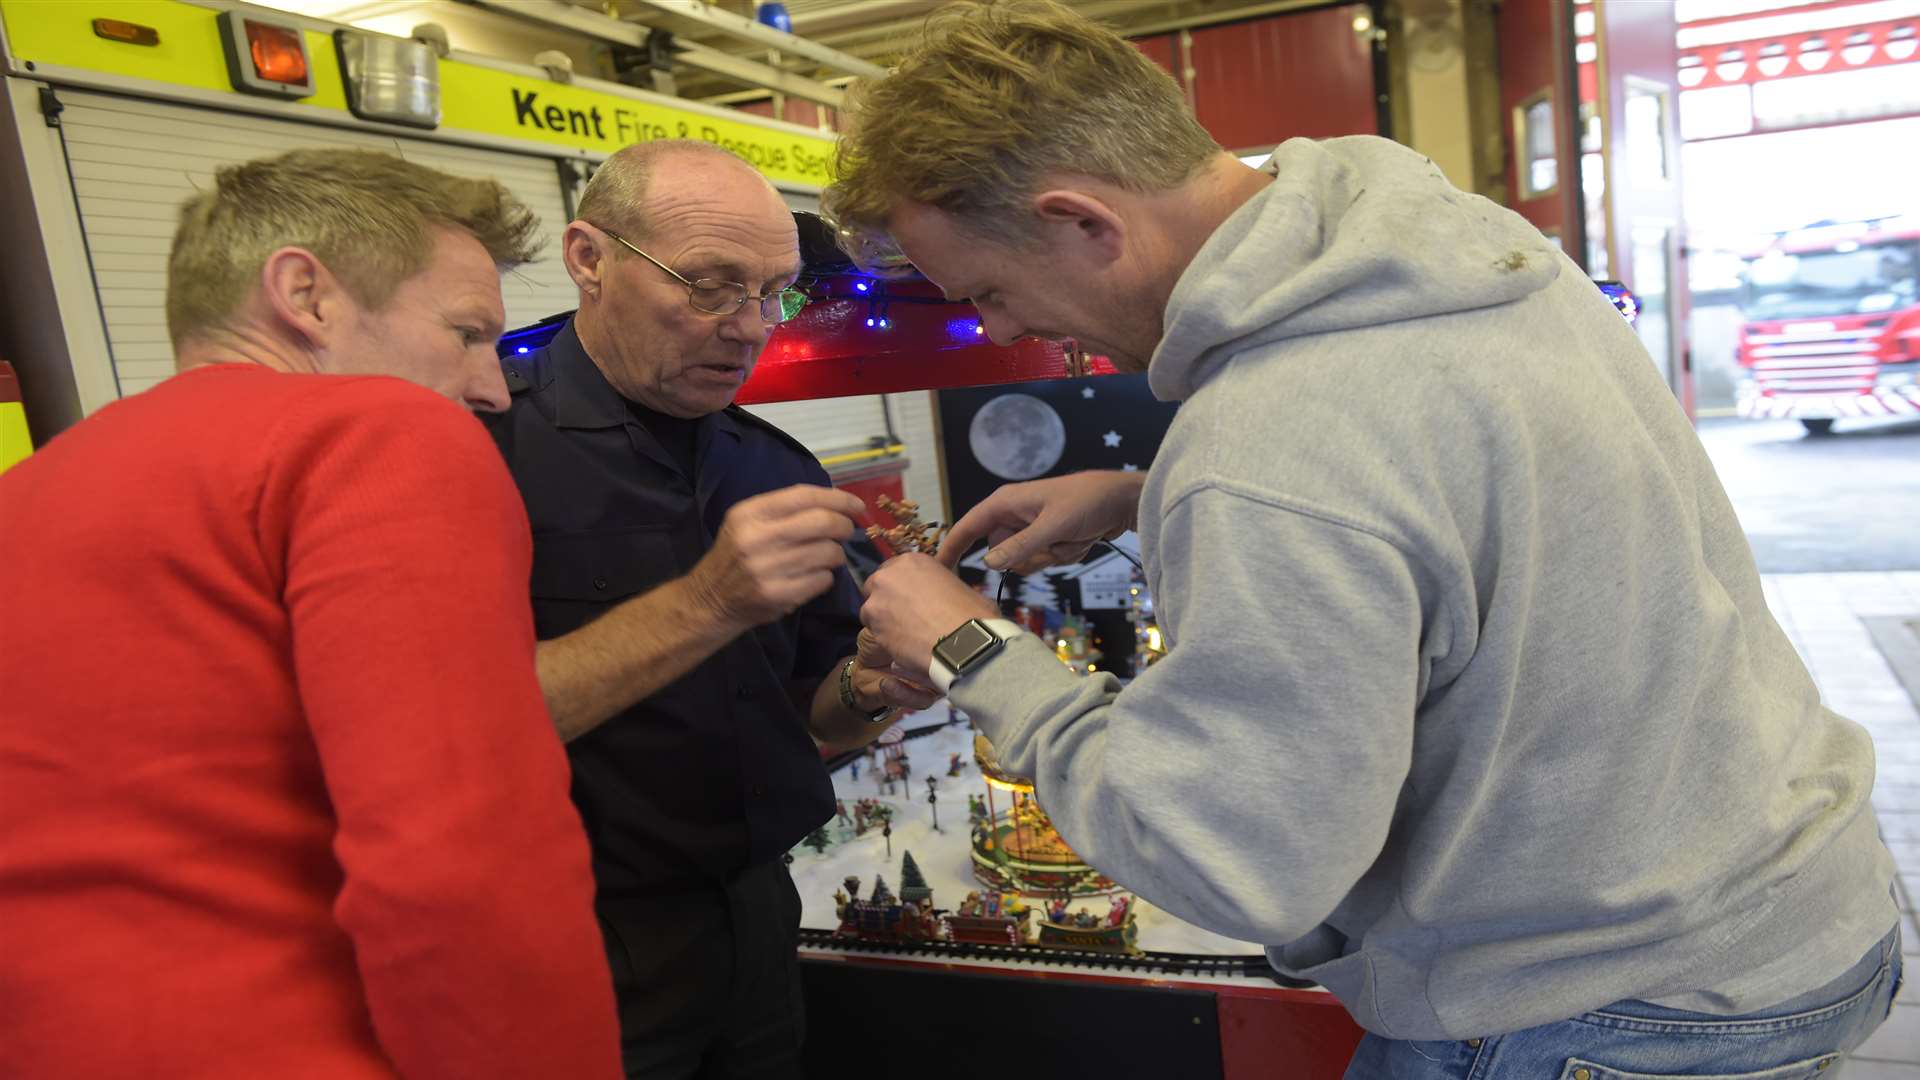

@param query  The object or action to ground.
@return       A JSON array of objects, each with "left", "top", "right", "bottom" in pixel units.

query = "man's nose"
[
  {"left": 466, "top": 360, "right": 511, "bottom": 413},
  {"left": 718, "top": 300, "right": 776, "bottom": 346}
]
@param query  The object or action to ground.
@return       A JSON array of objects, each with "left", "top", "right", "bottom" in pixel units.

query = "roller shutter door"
[{"left": 54, "top": 88, "right": 580, "bottom": 398}]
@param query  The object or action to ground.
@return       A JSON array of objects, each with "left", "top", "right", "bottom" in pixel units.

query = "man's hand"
[
  {"left": 688, "top": 485, "right": 865, "bottom": 629},
  {"left": 848, "top": 629, "right": 942, "bottom": 712},
  {"left": 938, "top": 470, "right": 1147, "bottom": 573},
  {"left": 861, "top": 554, "right": 999, "bottom": 675}
]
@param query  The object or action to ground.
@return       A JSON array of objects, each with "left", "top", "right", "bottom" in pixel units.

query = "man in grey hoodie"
[{"left": 827, "top": 2, "right": 1901, "bottom": 1077}]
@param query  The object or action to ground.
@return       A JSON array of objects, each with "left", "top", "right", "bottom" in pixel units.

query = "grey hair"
[{"left": 575, "top": 139, "right": 762, "bottom": 244}]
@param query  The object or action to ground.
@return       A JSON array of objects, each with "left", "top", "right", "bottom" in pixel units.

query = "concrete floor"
[
  {"left": 1679, "top": 418, "right": 1920, "bottom": 1073},
  {"left": 1760, "top": 574, "right": 1920, "bottom": 1076},
  {"left": 1699, "top": 416, "right": 1920, "bottom": 574}
]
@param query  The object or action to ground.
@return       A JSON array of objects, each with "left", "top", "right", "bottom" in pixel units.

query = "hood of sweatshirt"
[{"left": 1149, "top": 136, "right": 1563, "bottom": 402}]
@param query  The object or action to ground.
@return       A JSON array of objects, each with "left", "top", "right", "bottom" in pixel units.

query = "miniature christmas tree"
[
  {"left": 869, "top": 874, "right": 894, "bottom": 904},
  {"left": 899, "top": 851, "right": 932, "bottom": 906},
  {"left": 801, "top": 826, "right": 830, "bottom": 855}
]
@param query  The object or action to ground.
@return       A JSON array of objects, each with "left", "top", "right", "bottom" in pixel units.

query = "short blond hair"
[
  {"left": 166, "top": 148, "right": 541, "bottom": 347},
  {"left": 823, "top": 0, "right": 1220, "bottom": 269}
]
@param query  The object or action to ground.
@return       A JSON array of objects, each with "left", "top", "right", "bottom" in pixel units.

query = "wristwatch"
[
  {"left": 927, "top": 618, "right": 1025, "bottom": 694},
  {"left": 839, "top": 658, "right": 893, "bottom": 724}
]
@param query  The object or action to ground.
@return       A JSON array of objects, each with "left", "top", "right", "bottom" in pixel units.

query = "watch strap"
[
  {"left": 839, "top": 658, "right": 892, "bottom": 723},
  {"left": 929, "top": 618, "right": 1025, "bottom": 694}
]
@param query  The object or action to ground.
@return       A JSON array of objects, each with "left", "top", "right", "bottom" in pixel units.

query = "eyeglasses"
[{"left": 595, "top": 225, "right": 809, "bottom": 324}]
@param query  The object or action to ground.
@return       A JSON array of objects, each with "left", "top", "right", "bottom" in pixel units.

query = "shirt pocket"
[{"left": 530, "top": 526, "right": 678, "bottom": 606}]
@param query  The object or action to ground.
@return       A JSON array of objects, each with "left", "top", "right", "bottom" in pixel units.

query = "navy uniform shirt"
[{"left": 484, "top": 318, "right": 856, "bottom": 897}]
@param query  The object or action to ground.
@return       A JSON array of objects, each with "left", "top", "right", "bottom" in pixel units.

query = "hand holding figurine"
[{"left": 860, "top": 554, "right": 999, "bottom": 676}]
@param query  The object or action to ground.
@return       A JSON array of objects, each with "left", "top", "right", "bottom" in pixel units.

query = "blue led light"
[
  {"left": 878, "top": 318, "right": 891, "bottom": 328},
  {"left": 855, "top": 281, "right": 870, "bottom": 293},
  {"left": 517, "top": 346, "right": 529, "bottom": 353},
  {"left": 974, "top": 324, "right": 985, "bottom": 335},
  {"left": 866, "top": 317, "right": 876, "bottom": 327}
]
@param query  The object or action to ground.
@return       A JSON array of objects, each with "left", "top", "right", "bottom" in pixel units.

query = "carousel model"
[{"left": 968, "top": 734, "right": 1117, "bottom": 899}]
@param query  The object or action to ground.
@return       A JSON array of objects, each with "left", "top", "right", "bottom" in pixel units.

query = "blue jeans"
[{"left": 1344, "top": 927, "right": 1902, "bottom": 1079}]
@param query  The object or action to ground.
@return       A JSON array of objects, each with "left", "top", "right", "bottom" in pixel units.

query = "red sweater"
[{"left": 0, "top": 366, "right": 621, "bottom": 1079}]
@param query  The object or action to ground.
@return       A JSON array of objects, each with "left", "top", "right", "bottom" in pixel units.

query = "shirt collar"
[{"left": 548, "top": 317, "right": 633, "bottom": 431}]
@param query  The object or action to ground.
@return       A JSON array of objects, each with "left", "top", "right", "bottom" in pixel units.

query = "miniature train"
[{"left": 832, "top": 873, "right": 1140, "bottom": 955}]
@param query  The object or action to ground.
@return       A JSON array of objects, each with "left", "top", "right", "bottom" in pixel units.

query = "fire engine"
[{"left": 1735, "top": 217, "right": 1920, "bottom": 434}]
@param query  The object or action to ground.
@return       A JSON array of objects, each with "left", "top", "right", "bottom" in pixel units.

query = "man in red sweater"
[{"left": 0, "top": 149, "right": 622, "bottom": 1079}]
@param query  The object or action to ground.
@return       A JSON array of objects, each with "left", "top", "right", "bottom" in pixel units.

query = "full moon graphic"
[{"left": 968, "top": 393, "right": 1067, "bottom": 481}]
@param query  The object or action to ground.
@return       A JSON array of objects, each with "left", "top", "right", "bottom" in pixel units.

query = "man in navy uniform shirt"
[{"left": 485, "top": 140, "right": 939, "bottom": 1079}]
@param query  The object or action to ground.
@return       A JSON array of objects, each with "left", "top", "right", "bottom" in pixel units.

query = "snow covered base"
[{"left": 792, "top": 714, "right": 1265, "bottom": 957}]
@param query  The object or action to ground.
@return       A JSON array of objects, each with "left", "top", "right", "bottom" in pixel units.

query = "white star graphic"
[
  {"left": 1102, "top": 430, "right": 1122, "bottom": 448},
  {"left": 1121, "top": 463, "right": 1139, "bottom": 472},
  {"left": 1081, "top": 386, "right": 1096, "bottom": 399}
]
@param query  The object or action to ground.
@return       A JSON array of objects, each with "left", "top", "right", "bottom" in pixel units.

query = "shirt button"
[
  {"left": 592, "top": 578, "right": 608, "bottom": 591},
  {"left": 1466, "top": 1039, "right": 1482, "bottom": 1048},
  {"left": 751, "top": 784, "right": 766, "bottom": 797},
  {"left": 1572, "top": 1070, "right": 1590, "bottom": 1080},
  {"left": 736, "top": 685, "right": 756, "bottom": 700}
]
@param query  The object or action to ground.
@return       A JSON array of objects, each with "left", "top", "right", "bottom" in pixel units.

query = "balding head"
[
  {"left": 560, "top": 140, "right": 801, "bottom": 418},
  {"left": 576, "top": 139, "right": 777, "bottom": 243}
]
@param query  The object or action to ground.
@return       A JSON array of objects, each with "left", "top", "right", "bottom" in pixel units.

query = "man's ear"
[
  {"left": 1030, "top": 189, "right": 1126, "bottom": 265},
  {"left": 258, "top": 246, "right": 346, "bottom": 350},
  {"left": 561, "top": 221, "right": 609, "bottom": 298}
]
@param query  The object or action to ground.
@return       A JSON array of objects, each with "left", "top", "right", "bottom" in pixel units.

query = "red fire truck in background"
[{"left": 1735, "top": 218, "right": 1920, "bottom": 434}]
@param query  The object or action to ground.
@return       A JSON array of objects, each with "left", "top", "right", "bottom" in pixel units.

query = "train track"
[{"left": 797, "top": 927, "right": 1307, "bottom": 985}]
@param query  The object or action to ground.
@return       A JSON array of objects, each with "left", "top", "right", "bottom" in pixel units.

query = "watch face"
[{"left": 936, "top": 620, "right": 998, "bottom": 672}]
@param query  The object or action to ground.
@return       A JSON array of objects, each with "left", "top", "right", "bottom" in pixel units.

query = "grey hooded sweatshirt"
[{"left": 949, "top": 135, "right": 1896, "bottom": 1041}]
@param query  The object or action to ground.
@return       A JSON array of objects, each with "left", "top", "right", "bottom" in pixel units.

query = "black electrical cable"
[{"left": 993, "top": 540, "right": 1142, "bottom": 612}]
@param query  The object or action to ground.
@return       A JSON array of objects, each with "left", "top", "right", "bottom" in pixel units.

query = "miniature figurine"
[
  {"left": 864, "top": 493, "right": 950, "bottom": 557},
  {"left": 947, "top": 751, "right": 965, "bottom": 777},
  {"left": 1107, "top": 894, "right": 1132, "bottom": 927}
]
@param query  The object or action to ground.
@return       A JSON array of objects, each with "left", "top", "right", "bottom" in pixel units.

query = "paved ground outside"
[{"left": 1699, "top": 415, "right": 1920, "bottom": 574}]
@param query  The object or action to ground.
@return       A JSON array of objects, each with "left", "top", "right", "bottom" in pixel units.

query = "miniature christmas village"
[
  {"left": 793, "top": 504, "right": 1235, "bottom": 954},
  {"left": 830, "top": 845, "right": 1140, "bottom": 954},
  {"left": 791, "top": 684, "right": 1247, "bottom": 956}
]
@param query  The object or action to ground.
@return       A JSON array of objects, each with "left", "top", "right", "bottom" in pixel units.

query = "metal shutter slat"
[{"left": 57, "top": 89, "right": 581, "bottom": 396}]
